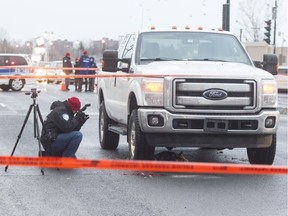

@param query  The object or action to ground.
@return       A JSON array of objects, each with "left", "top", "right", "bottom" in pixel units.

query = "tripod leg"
[
  {"left": 36, "top": 105, "right": 46, "bottom": 159},
  {"left": 33, "top": 104, "right": 45, "bottom": 175},
  {"left": 34, "top": 103, "right": 37, "bottom": 138},
  {"left": 35, "top": 117, "right": 44, "bottom": 175},
  {"left": 5, "top": 104, "right": 33, "bottom": 172},
  {"left": 36, "top": 104, "right": 45, "bottom": 127}
]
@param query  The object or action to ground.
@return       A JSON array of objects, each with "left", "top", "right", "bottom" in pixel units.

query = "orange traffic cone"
[{"left": 60, "top": 81, "right": 66, "bottom": 91}]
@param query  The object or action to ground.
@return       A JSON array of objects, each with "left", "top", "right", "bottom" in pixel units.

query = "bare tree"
[
  {"left": 0, "top": 28, "right": 9, "bottom": 53},
  {"left": 237, "top": 0, "right": 271, "bottom": 42}
]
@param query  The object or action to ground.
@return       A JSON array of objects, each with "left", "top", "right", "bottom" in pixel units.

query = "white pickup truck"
[{"left": 96, "top": 27, "right": 279, "bottom": 164}]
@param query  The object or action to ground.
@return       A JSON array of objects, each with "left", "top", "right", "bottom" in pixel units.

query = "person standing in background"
[
  {"left": 88, "top": 57, "right": 97, "bottom": 92},
  {"left": 78, "top": 50, "right": 90, "bottom": 92},
  {"left": 62, "top": 52, "right": 73, "bottom": 91},
  {"left": 74, "top": 57, "right": 80, "bottom": 91}
]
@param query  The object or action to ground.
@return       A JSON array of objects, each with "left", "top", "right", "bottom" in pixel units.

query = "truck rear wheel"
[
  {"left": 99, "top": 102, "right": 119, "bottom": 150},
  {"left": 128, "top": 110, "right": 155, "bottom": 160},
  {"left": 247, "top": 134, "right": 276, "bottom": 165}
]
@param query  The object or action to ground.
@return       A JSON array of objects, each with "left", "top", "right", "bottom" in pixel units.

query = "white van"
[{"left": 0, "top": 54, "right": 34, "bottom": 91}]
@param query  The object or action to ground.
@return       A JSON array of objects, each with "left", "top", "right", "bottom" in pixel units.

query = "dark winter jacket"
[
  {"left": 74, "top": 61, "right": 80, "bottom": 75},
  {"left": 89, "top": 57, "right": 97, "bottom": 75},
  {"left": 63, "top": 56, "right": 73, "bottom": 75},
  {"left": 78, "top": 55, "right": 90, "bottom": 74},
  {"left": 40, "top": 100, "right": 82, "bottom": 147}
]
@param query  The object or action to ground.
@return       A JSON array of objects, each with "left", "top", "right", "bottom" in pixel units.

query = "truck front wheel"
[
  {"left": 247, "top": 134, "right": 276, "bottom": 165},
  {"left": 128, "top": 110, "right": 155, "bottom": 160},
  {"left": 99, "top": 102, "right": 119, "bottom": 150}
]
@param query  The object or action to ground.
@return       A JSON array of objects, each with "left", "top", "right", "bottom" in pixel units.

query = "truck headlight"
[
  {"left": 142, "top": 79, "right": 164, "bottom": 106},
  {"left": 262, "top": 80, "right": 278, "bottom": 107}
]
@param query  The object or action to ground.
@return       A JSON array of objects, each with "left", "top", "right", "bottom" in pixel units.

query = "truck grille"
[{"left": 173, "top": 79, "right": 256, "bottom": 111}]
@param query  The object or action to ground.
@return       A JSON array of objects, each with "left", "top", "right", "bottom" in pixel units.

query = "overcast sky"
[{"left": 0, "top": 0, "right": 287, "bottom": 44}]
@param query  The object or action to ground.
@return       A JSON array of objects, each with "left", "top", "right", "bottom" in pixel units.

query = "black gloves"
[
  {"left": 75, "top": 111, "right": 89, "bottom": 131},
  {"left": 76, "top": 111, "right": 86, "bottom": 121}
]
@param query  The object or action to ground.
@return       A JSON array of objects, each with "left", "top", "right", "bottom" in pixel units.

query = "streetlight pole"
[
  {"left": 101, "top": 39, "right": 106, "bottom": 54},
  {"left": 43, "top": 31, "right": 54, "bottom": 62},
  {"left": 3, "top": 39, "right": 7, "bottom": 53}
]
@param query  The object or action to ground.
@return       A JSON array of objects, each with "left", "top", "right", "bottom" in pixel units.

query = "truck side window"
[
  {"left": 118, "top": 34, "right": 130, "bottom": 56},
  {"left": 122, "top": 34, "right": 135, "bottom": 59}
]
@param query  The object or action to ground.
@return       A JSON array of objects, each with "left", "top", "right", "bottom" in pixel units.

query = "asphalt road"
[{"left": 0, "top": 83, "right": 287, "bottom": 216}]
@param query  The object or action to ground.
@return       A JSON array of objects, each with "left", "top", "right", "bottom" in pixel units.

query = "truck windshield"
[{"left": 137, "top": 32, "right": 252, "bottom": 65}]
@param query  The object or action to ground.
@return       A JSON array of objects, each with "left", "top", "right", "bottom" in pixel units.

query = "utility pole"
[{"left": 272, "top": 0, "right": 277, "bottom": 54}]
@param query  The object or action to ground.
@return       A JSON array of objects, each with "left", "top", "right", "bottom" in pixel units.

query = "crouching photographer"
[{"left": 40, "top": 97, "right": 90, "bottom": 158}]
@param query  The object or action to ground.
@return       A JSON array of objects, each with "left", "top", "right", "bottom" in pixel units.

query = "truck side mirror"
[
  {"left": 120, "top": 58, "right": 131, "bottom": 73},
  {"left": 253, "top": 61, "right": 262, "bottom": 69},
  {"left": 263, "top": 54, "right": 278, "bottom": 75},
  {"left": 102, "top": 50, "right": 119, "bottom": 72}
]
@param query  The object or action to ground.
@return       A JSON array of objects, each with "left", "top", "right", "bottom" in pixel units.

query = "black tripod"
[{"left": 5, "top": 88, "right": 45, "bottom": 175}]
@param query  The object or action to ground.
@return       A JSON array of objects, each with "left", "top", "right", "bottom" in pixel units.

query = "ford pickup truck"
[{"left": 96, "top": 27, "right": 279, "bottom": 164}]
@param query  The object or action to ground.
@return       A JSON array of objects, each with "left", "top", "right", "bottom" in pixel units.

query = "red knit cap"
[
  {"left": 66, "top": 52, "right": 71, "bottom": 57},
  {"left": 67, "top": 97, "right": 81, "bottom": 111},
  {"left": 83, "top": 50, "right": 88, "bottom": 55}
]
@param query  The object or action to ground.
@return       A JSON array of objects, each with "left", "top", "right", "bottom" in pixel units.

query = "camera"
[
  {"left": 79, "top": 103, "right": 91, "bottom": 112},
  {"left": 74, "top": 104, "right": 91, "bottom": 130},
  {"left": 79, "top": 104, "right": 91, "bottom": 120},
  {"left": 25, "top": 88, "right": 41, "bottom": 98}
]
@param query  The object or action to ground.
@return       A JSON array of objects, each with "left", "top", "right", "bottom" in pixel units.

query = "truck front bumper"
[{"left": 137, "top": 108, "right": 279, "bottom": 148}]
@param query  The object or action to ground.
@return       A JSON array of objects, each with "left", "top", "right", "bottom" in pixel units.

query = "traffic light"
[{"left": 264, "top": 20, "right": 271, "bottom": 44}]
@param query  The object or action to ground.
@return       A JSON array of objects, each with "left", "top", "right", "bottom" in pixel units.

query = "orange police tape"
[
  {"left": 0, "top": 74, "right": 97, "bottom": 79},
  {"left": 0, "top": 65, "right": 99, "bottom": 71},
  {"left": 0, "top": 66, "right": 99, "bottom": 80},
  {"left": 0, "top": 74, "right": 195, "bottom": 80},
  {"left": 0, "top": 65, "right": 194, "bottom": 79},
  {"left": 1, "top": 156, "right": 287, "bottom": 175}
]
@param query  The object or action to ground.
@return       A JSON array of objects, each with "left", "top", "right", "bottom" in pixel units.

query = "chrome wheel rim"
[
  {"left": 11, "top": 79, "right": 24, "bottom": 90},
  {"left": 100, "top": 110, "right": 104, "bottom": 142},
  {"left": 129, "top": 122, "right": 136, "bottom": 159}
]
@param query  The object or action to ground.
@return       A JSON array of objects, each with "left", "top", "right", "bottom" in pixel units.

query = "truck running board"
[{"left": 108, "top": 125, "right": 127, "bottom": 135}]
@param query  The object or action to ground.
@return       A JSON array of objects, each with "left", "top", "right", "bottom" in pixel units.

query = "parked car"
[
  {"left": 0, "top": 54, "right": 34, "bottom": 91},
  {"left": 275, "top": 66, "right": 288, "bottom": 92},
  {"left": 46, "top": 60, "right": 75, "bottom": 84},
  {"left": 46, "top": 61, "right": 63, "bottom": 84},
  {"left": 35, "top": 61, "right": 51, "bottom": 83}
]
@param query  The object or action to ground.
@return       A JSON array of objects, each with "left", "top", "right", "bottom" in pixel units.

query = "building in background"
[{"left": 244, "top": 42, "right": 287, "bottom": 66}]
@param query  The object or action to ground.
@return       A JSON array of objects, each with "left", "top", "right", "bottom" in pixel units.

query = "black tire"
[
  {"left": 247, "top": 134, "right": 276, "bottom": 165},
  {"left": 9, "top": 79, "right": 25, "bottom": 91},
  {"left": 99, "top": 101, "right": 119, "bottom": 150},
  {"left": 128, "top": 109, "right": 155, "bottom": 160},
  {"left": 1, "top": 85, "right": 10, "bottom": 91}
]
